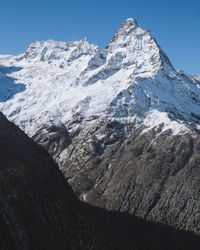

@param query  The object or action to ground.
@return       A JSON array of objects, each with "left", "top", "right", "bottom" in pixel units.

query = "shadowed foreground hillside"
[
  {"left": 0, "top": 111, "right": 200, "bottom": 250},
  {"left": 0, "top": 112, "right": 116, "bottom": 250}
]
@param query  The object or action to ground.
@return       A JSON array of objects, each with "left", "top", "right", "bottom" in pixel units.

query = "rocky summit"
[{"left": 0, "top": 18, "right": 200, "bottom": 235}]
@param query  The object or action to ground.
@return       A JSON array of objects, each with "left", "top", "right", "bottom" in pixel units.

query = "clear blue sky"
[{"left": 0, "top": 0, "right": 199, "bottom": 74}]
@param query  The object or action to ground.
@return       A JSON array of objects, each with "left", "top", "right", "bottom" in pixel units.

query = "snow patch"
[{"left": 142, "top": 110, "right": 189, "bottom": 135}]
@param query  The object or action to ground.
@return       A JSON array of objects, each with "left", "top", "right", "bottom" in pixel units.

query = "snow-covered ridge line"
[
  {"left": 0, "top": 17, "right": 199, "bottom": 145},
  {"left": 193, "top": 75, "right": 200, "bottom": 82}
]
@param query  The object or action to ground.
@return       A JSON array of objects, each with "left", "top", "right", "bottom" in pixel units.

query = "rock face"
[
  {"left": 85, "top": 127, "right": 200, "bottom": 234},
  {"left": 1, "top": 112, "right": 200, "bottom": 250},
  {"left": 0, "top": 18, "right": 200, "bottom": 235},
  {"left": 0, "top": 112, "right": 116, "bottom": 250}
]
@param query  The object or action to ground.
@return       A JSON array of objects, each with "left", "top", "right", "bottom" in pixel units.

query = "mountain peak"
[
  {"left": 21, "top": 38, "right": 98, "bottom": 63},
  {"left": 1, "top": 17, "right": 197, "bottom": 139},
  {"left": 106, "top": 18, "right": 173, "bottom": 76},
  {"left": 118, "top": 17, "right": 138, "bottom": 33},
  {"left": 109, "top": 18, "right": 138, "bottom": 44}
]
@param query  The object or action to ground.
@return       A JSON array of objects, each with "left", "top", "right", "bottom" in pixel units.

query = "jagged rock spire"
[{"left": 104, "top": 18, "right": 173, "bottom": 76}]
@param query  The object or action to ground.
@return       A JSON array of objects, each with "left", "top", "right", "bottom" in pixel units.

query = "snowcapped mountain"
[
  {"left": 0, "top": 18, "right": 199, "bottom": 139},
  {"left": 0, "top": 18, "right": 200, "bottom": 235}
]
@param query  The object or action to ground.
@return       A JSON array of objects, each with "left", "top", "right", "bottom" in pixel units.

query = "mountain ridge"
[
  {"left": 0, "top": 18, "right": 200, "bottom": 235},
  {"left": 0, "top": 18, "right": 199, "bottom": 142}
]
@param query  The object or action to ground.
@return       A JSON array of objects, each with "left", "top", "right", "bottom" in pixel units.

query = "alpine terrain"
[
  {"left": 1, "top": 111, "right": 200, "bottom": 250},
  {"left": 0, "top": 18, "right": 200, "bottom": 235}
]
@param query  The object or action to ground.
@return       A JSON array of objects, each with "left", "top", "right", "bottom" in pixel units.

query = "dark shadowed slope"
[
  {"left": 82, "top": 203, "right": 200, "bottom": 250},
  {"left": 0, "top": 112, "right": 116, "bottom": 250}
]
